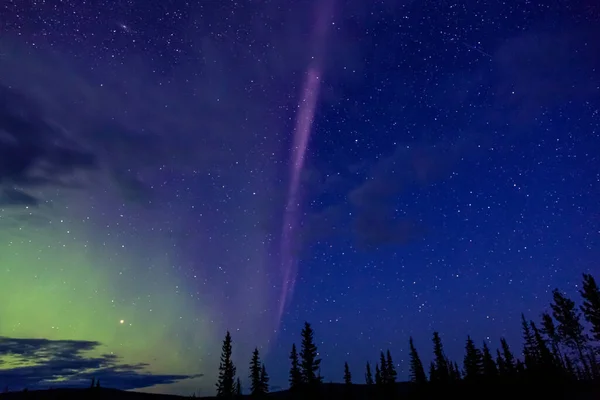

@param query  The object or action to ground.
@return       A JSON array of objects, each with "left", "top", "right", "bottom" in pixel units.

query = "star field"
[{"left": 1, "top": 0, "right": 599, "bottom": 395}]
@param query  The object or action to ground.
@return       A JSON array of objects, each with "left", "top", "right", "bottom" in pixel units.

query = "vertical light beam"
[{"left": 278, "top": 0, "right": 336, "bottom": 325}]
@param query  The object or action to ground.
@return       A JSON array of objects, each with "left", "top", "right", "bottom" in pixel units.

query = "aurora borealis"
[{"left": 2, "top": 0, "right": 600, "bottom": 397}]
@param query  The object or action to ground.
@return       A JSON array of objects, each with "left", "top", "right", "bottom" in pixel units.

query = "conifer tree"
[
  {"left": 95, "top": 380, "right": 100, "bottom": 389},
  {"left": 463, "top": 336, "right": 483, "bottom": 380},
  {"left": 300, "top": 322, "right": 322, "bottom": 386},
  {"left": 365, "top": 362, "right": 374, "bottom": 385},
  {"left": 496, "top": 349, "right": 506, "bottom": 376},
  {"left": 448, "top": 362, "right": 459, "bottom": 381},
  {"left": 580, "top": 273, "right": 600, "bottom": 341},
  {"left": 541, "top": 312, "right": 565, "bottom": 367},
  {"left": 234, "top": 378, "right": 242, "bottom": 397},
  {"left": 260, "top": 364, "right": 269, "bottom": 394},
  {"left": 216, "top": 331, "right": 237, "bottom": 397},
  {"left": 408, "top": 337, "right": 427, "bottom": 384},
  {"left": 521, "top": 313, "right": 538, "bottom": 370},
  {"left": 344, "top": 362, "right": 352, "bottom": 385},
  {"left": 289, "top": 344, "right": 302, "bottom": 390},
  {"left": 551, "top": 289, "right": 589, "bottom": 376},
  {"left": 385, "top": 350, "right": 397, "bottom": 384},
  {"left": 481, "top": 341, "right": 498, "bottom": 379},
  {"left": 500, "top": 338, "right": 516, "bottom": 376},
  {"left": 249, "top": 348, "right": 262, "bottom": 396},
  {"left": 432, "top": 332, "right": 449, "bottom": 382},
  {"left": 90, "top": 378, "right": 95, "bottom": 389},
  {"left": 379, "top": 352, "right": 388, "bottom": 384},
  {"left": 531, "top": 321, "right": 555, "bottom": 372},
  {"left": 375, "top": 363, "right": 382, "bottom": 385},
  {"left": 428, "top": 362, "right": 436, "bottom": 382}
]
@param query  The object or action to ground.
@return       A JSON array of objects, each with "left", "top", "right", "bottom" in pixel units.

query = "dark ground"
[{"left": 1, "top": 382, "right": 600, "bottom": 400}]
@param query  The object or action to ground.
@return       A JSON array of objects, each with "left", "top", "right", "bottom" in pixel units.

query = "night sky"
[{"left": 1, "top": 0, "right": 599, "bottom": 396}]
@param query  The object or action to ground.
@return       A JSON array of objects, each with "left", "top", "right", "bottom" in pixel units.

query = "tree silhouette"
[
  {"left": 580, "top": 273, "right": 600, "bottom": 341},
  {"left": 249, "top": 348, "right": 262, "bottom": 396},
  {"left": 260, "top": 364, "right": 269, "bottom": 394},
  {"left": 522, "top": 314, "right": 539, "bottom": 370},
  {"left": 365, "top": 362, "right": 374, "bottom": 385},
  {"left": 541, "top": 312, "right": 565, "bottom": 368},
  {"left": 216, "top": 331, "right": 236, "bottom": 397},
  {"left": 344, "top": 362, "right": 352, "bottom": 385},
  {"left": 481, "top": 341, "right": 498, "bottom": 379},
  {"left": 463, "top": 336, "right": 483, "bottom": 380},
  {"left": 289, "top": 343, "right": 302, "bottom": 391},
  {"left": 300, "top": 322, "right": 322, "bottom": 386},
  {"left": 378, "top": 352, "right": 388, "bottom": 384},
  {"left": 408, "top": 337, "right": 427, "bottom": 384},
  {"left": 531, "top": 321, "right": 556, "bottom": 373},
  {"left": 374, "top": 363, "right": 382, "bottom": 385},
  {"left": 500, "top": 337, "right": 516, "bottom": 377},
  {"left": 551, "top": 288, "right": 589, "bottom": 377},
  {"left": 385, "top": 350, "right": 397, "bottom": 384},
  {"left": 234, "top": 378, "right": 242, "bottom": 397},
  {"left": 432, "top": 331, "right": 449, "bottom": 383}
]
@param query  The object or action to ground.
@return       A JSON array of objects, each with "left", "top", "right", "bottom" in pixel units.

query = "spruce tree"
[
  {"left": 216, "top": 331, "right": 237, "bottom": 397},
  {"left": 375, "top": 363, "right": 382, "bottom": 385},
  {"left": 428, "top": 362, "right": 436, "bottom": 382},
  {"left": 289, "top": 344, "right": 302, "bottom": 390},
  {"left": 500, "top": 338, "right": 516, "bottom": 376},
  {"left": 234, "top": 378, "right": 242, "bottom": 397},
  {"left": 481, "top": 341, "right": 498, "bottom": 379},
  {"left": 496, "top": 349, "right": 506, "bottom": 376},
  {"left": 300, "top": 322, "right": 322, "bottom": 386},
  {"left": 531, "top": 321, "right": 555, "bottom": 372},
  {"left": 432, "top": 332, "right": 449, "bottom": 382},
  {"left": 385, "top": 350, "right": 397, "bottom": 384},
  {"left": 521, "top": 313, "right": 538, "bottom": 370},
  {"left": 408, "top": 337, "right": 427, "bottom": 384},
  {"left": 463, "top": 336, "right": 483, "bottom": 380},
  {"left": 365, "top": 362, "right": 374, "bottom": 385},
  {"left": 260, "top": 364, "right": 269, "bottom": 394},
  {"left": 379, "top": 352, "right": 388, "bottom": 384},
  {"left": 541, "top": 312, "right": 565, "bottom": 368},
  {"left": 551, "top": 289, "right": 589, "bottom": 376},
  {"left": 249, "top": 348, "right": 262, "bottom": 396},
  {"left": 344, "top": 362, "right": 352, "bottom": 385},
  {"left": 580, "top": 273, "right": 600, "bottom": 341}
]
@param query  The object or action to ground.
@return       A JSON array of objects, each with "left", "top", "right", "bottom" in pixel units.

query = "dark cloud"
[
  {"left": 0, "top": 84, "right": 97, "bottom": 205},
  {"left": 0, "top": 337, "right": 199, "bottom": 391},
  {"left": 0, "top": 188, "right": 40, "bottom": 207}
]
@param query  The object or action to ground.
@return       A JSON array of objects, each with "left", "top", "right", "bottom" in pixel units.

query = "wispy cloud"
[{"left": 0, "top": 337, "right": 200, "bottom": 391}]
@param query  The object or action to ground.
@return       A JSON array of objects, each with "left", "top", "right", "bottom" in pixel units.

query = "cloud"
[
  {"left": 0, "top": 337, "right": 199, "bottom": 391},
  {"left": 0, "top": 84, "right": 97, "bottom": 206},
  {"left": 0, "top": 188, "right": 40, "bottom": 207}
]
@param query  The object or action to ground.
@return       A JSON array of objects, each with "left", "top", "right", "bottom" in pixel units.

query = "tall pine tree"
[
  {"left": 385, "top": 350, "right": 397, "bottom": 384},
  {"left": 216, "top": 331, "right": 237, "bottom": 397},
  {"left": 541, "top": 312, "right": 565, "bottom": 368},
  {"left": 432, "top": 332, "right": 449, "bottom": 383},
  {"left": 289, "top": 344, "right": 302, "bottom": 391},
  {"left": 463, "top": 336, "right": 483, "bottom": 380},
  {"left": 374, "top": 363, "right": 382, "bottom": 385},
  {"left": 300, "top": 322, "right": 322, "bottom": 386},
  {"left": 260, "top": 364, "right": 269, "bottom": 394},
  {"left": 580, "top": 273, "right": 600, "bottom": 341},
  {"left": 551, "top": 289, "right": 589, "bottom": 376},
  {"left": 408, "top": 337, "right": 427, "bottom": 384},
  {"left": 249, "top": 348, "right": 262, "bottom": 396},
  {"left": 365, "top": 362, "right": 374, "bottom": 385},
  {"left": 500, "top": 338, "right": 516, "bottom": 376},
  {"left": 344, "top": 362, "right": 352, "bottom": 385},
  {"left": 481, "top": 342, "right": 498, "bottom": 379},
  {"left": 521, "top": 313, "right": 539, "bottom": 370}
]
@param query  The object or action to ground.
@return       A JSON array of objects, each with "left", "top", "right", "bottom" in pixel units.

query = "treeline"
[{"left": 212, "top": 273, "right": 600, "bottom": 399}]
